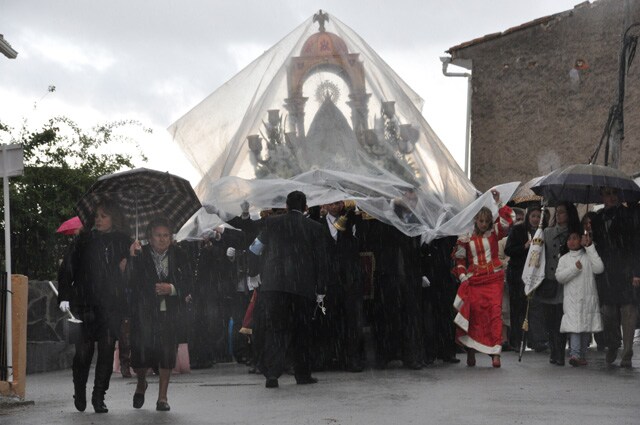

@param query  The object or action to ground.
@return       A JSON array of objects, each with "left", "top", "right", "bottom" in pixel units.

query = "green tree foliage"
[{"left": 0, "top": 117, "right": 148, "bottom": 279}]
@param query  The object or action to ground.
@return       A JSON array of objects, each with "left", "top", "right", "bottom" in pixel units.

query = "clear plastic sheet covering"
[
  {"left": 177, "top": 178, "right": 519, "bottom": 244},
  {"left": 169, "top": 11, "right": 486, "bottom": 241},
  {"left": 176, "top": 207, "right": 225, "bottom": 241}
]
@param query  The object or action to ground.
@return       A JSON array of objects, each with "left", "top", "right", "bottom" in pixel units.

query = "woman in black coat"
[
  {"left": 128, "top": 217, "right": 193, "bottom": 412},
  {"left": 57, "top": 199, "right": 131, "bottom": 413},
  {"left": 504, "top": 205, "right": 544, "bottom": 350}
]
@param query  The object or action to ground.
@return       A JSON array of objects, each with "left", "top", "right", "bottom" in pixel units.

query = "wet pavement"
[{"left": 1, "top": 348, "right": 639, "bottom": 425}]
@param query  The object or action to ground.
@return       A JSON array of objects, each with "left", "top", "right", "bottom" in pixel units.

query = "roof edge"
[
  {"left": 0, "top": 34, "right": 18, "bottom": 59},
  {"left": 446, "top": 2, "right": 590, "bottom": 54}
]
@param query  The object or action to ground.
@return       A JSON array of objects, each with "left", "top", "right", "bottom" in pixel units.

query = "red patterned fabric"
[
  {"left": 454, "top": 271, "right": 504, "bottom": 354},
  {"left": 452, "top": 205, "right": 513, "bottom": 281}
]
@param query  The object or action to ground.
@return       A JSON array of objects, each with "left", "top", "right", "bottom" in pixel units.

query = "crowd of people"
[{"left": 56, "top": 187, "right": 640, "bottom": 413}]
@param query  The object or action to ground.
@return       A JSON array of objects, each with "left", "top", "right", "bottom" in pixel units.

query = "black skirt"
[{"left": 130, "top": 311, "right": 178, "bottom": 369}]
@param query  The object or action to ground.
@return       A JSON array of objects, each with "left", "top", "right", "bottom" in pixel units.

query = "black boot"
[
  {"left": 73, "top": 387, "right": 86, "bottom": 412},
  {"left": 91, "top": 392, "right": 108, "bottom": 413},
  {"left": 91, "top": 340, "right": 114, "bottom": 414}
]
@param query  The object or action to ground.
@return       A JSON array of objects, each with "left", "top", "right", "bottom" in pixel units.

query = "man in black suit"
[
  {"left": 592, "top": 187, "right": 640, "bottom": 368},
  {"left": 249, "top": 191, "right": 328, "bottom": 388},
  {"left": 313, "top": 200, "right": 364, "bottom": 372},
  {"left": 360, "top": 191, "right": 424, "bottom": 370}
]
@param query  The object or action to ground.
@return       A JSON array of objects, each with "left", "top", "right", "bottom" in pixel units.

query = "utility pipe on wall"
[{"left": 440, "top": 56, "right": 472, "bottom": 179}]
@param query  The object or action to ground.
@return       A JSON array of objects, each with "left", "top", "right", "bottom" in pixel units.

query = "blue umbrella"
[{"left": 531, "top": 163, "right": 640, "bottom": 205}]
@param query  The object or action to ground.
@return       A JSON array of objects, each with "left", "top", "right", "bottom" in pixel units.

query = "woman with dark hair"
[
  {"left": 128, "top": 217, "right": 193, "bottom": 412},
  {"left": 537, "top": 201, "right": 580, "bottom": 366},
  {"left": 452, "top": 190, "right": 514, "bottom": 368},
  {"left": 57, "top": 199, "right": 131, "bottom": 413},
  {"left": 505, "top": 204, "right": 544, "bottom": 349}
]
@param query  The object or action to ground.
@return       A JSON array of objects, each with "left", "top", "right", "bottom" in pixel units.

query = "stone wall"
[
  {"left": 450, "top": 0, "right": 640, "bottom": 191},
  {"left": 27, "top": 280, "right": 73, "bottom": 374}
]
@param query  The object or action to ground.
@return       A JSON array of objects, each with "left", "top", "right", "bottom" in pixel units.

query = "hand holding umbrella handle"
[{"left": 130, "top": 240, "right": 142, "bottom": 256}]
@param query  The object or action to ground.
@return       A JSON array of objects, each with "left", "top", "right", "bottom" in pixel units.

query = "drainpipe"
[{"left": 440, "top": 56, "right": 472, "bottom": 178}]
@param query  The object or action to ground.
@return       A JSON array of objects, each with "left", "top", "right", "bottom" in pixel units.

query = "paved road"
[{"left": 1, "top": 348, "right": 638, "bottom": 425}]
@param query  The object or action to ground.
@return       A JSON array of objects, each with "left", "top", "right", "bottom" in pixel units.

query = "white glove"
[
  {"left": 316, "top": 294, "right": 325, "bottom": 303},
  {"left": 247, "top": 275, "right": 261, "bottom": 291},
  {"left": 226, "top": 247, "right": 236, "bottom": 259},
  {"left": 205, "top": 205, "right": 234, "bottom": 222},
  {"left": 59, "top": 301, "right": 70, "bottom": 313},
  {"left": 215, "top": 226, "right": 225, "bottom": 240},
  {"left": 201, "top": 229, "right": 216, "bottom": 241},
  {"left": 421, "top": 276, "right": 431, "bottom": 288}
]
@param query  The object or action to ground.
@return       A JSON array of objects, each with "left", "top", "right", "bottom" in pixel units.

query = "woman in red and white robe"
[{"left": 452, "top": 190, "right": 514, "bottom": 368}]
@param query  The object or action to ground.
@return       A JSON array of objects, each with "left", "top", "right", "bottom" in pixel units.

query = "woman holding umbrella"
[
  {"left": 128, "top": 217, "right": 193, "bottom": 412},
  {"left": 57, "top": 199, "right": 131, "bottom": 413},
  {"left": 452, "top": 190, "right": 514, "bottom": 368},
  {"left": 537, "top": 202, "right": 580, "bottom": 366}
]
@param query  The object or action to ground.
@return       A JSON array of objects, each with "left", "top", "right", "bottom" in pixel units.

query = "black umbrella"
[
  {"left": 531, "top": 163, "right": 640, "bottom": 205},
  {"left": 76, "top": 168, "right": 201, "bottom": 240}
]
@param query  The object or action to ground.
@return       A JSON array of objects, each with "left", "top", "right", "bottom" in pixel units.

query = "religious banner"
[{"left": 522, "top": 226, "right": 545, "bottom": 296}]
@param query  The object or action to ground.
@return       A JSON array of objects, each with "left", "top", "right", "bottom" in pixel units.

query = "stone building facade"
[{"left": 448, "top": 0, "right": 640, "bottom": 191}]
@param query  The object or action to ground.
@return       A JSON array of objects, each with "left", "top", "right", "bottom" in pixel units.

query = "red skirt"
[{"left": 453, "top": 271, "right": 504, "bottom": 355}]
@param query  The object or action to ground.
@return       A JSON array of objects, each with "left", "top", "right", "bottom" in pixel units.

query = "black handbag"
[{"left": 537, "top": 278, "right": 558, "bottom": 299}]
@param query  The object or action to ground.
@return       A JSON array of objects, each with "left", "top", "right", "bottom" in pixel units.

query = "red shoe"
[
  {"left": 569, "top": 356, "right": 580, "bottom": 367},
  {"left": 492, "top": 355, "right": 501, "bottom": 368},
  {"left": 466, "top": 351, "right": 476, "bottom": 367},
  {"left": 577, "top": 358, "right": 588, "bottom": 366}
]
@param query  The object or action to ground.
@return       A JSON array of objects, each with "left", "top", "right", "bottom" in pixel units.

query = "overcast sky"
[{"left": 1, "top": 0, "right": 584, "bottom": 185}]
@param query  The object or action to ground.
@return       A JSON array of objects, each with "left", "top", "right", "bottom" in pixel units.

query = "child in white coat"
[{"left": 555, "top": 230, "right": 604, "bottom": 367}]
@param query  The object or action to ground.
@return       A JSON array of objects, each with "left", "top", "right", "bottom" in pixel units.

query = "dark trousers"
[
  {"left": 260, "top": 291, "right": 314, "bottom": 380},
  {"left": 119, "top": 318, "right": 131, "bottom": 372},
  {"left": 342, "top": 287, "right": 365, "bottom": 368},
  {"left": 250, "top": 291, "right": 267, "bottom": 369},
  {"left": 372, "top": 272, "right": 422, "bottom": 366},
  {"left": 189, "top": 292, "right": 221, "bottom": 368},
  {"left": 313, "top": 284, "right": 364, "bottom": 369},
  {"left": 543, "top": 303, "right": 566, "bottom": 363},
  {"left": 422, "top": 285, "right": 457, "bottom": 361},
  {"left": 527, "top": 297, "right": 548, "bottom": 349},
  {"left": 73, "top": 333, "right": 116, "bottom": 400},
  {"left": 230, "top": 291, "right": 252, "bottom": 363},
  {"left": 507, "top": 274, "right": 528, "bottom": 348},
  {"left": 602, "top": 303, "right": 638, "bottom": 361}
]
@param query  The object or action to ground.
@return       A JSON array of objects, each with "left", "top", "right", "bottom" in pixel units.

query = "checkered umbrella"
[{"left": 75, "top": 168, "right": 201, "bottom": 240}]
